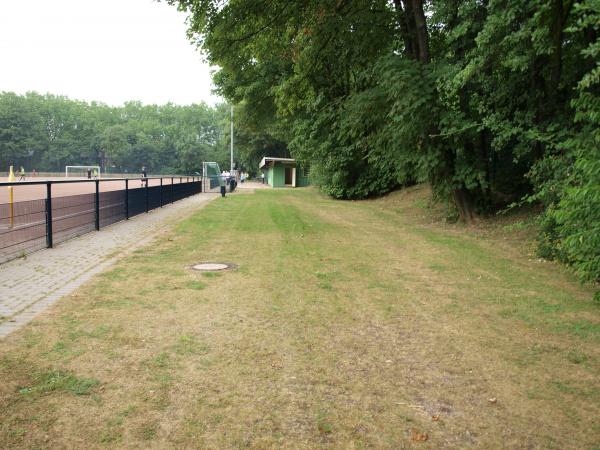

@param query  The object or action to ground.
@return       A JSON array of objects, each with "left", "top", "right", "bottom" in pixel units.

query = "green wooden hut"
[{"left": 259, "top": 157, "right": 310, "bottom": 188}]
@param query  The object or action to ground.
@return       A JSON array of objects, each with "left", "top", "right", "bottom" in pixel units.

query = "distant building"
[{"left": 259, "top": 157, "right": 310, "bottom": 188}]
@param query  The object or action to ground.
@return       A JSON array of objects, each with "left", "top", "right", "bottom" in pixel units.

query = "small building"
[{"left": 259, "top": 157, "right": 310, "bottom": 188}]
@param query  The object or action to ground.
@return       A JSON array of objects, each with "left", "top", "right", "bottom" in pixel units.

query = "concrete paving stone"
[{"left": 0, "top": 192, "right": 216, "bottom": 338}]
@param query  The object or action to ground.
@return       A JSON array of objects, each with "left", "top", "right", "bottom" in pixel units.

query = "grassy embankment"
[{"left": 1, "top": 186, "right": 598, "bottom": 448}]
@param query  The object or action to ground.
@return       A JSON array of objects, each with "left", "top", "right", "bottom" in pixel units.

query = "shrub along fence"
[{"left": 0, "top": 176, "right": 202, "bottom": 264}]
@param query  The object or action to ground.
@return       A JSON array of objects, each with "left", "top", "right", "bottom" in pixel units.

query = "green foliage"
[
  {"left": 554, "top": 149, "right": 600, "bottom": 283},
  {"left": 168, "top": 0, "right": 600, "bottom": 294},
  {"left": 534, "top": 0, "right": 600, "bottom": 290},
  {"left": 18, "top": 369, "right": 99, "bottom": 397},
  {"left": 0, "top": 93, "right": 230, "bottom": 174}
]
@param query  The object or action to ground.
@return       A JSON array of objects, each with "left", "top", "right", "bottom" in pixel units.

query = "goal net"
[
  {"left": 202, "top": 162, "right": 224, "bottom": 192},
  {"left": 65, "top": 165, "right": 101, "bottom": 178}
]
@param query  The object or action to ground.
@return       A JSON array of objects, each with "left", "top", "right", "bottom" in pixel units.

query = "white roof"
[{"left": 259, "top": 157, "right": 295, "bottom": 169}]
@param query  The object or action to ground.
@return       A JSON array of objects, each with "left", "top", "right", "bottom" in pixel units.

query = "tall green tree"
[
  {"left": 0, "top": 91, "right": 231, "bottom": 175},
  {"left": 169, "top": 0, "right": 600, "bottom": 289}
]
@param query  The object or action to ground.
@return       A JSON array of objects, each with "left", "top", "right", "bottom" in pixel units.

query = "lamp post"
[{"left": 230, "top": 105, "right": 234, "bottom": 174}]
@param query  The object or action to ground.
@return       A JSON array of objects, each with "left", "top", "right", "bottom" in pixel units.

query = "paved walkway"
[
  {"left": 0, "top": 193, "right": 217, "bottom": 338},
  {"left": 237, "top": 180, "right": 270, "bottom": 189}
]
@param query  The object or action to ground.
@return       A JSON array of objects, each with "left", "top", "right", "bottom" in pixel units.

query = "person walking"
[
  {"left": 18, "top": 166, "right": 26, "bottom": 181},
  {"left": 141, "top": 166, "right": 147, "bottom": 187}
]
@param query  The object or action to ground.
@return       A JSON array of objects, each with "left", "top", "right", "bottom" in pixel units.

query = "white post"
[{"left": 230, "top": 105, "right": 234, "bottom": 174}]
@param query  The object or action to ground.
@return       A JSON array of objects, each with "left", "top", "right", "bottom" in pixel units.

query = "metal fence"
[{"left": 0, "top": 176, "right": 202, "bottom": 264}]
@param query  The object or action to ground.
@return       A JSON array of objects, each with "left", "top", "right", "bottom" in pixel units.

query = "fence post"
[
  {"left": 145, "top": 178, "right": 149, "bottom": 213},
  {"left": 45, "top": 182, "right": 53, "bottom": 248},
  {"left": 94, "top": 179, "right": 100, "bottom": 231},
  {"left": 160, "top": 178, "right": 163, "bottom": 207},
  {"left": 125, "top": 178, "right": 129, "bottom": 220},
  {"left": 171, "top": 177, "right": 174, "bottom": 203}
]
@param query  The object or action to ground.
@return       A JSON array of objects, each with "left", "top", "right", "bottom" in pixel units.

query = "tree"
[
  {"left": 0, "top": 91, "right": 230, "bottom": 175},
  {"left": 169, "top": 0, "right": 600, "bottom": 291}
]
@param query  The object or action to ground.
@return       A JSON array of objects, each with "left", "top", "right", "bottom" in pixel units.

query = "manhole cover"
[{"left": 192, "top": 263, "right": 231, "bottom": 271}]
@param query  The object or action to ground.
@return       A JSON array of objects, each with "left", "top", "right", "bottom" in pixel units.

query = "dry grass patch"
[{"left": 0, "top": 186, "right": 599, "bottom": 449}]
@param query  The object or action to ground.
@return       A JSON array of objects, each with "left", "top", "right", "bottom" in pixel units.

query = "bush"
[
  {"left": 552, "top": 147, "right": 600, "bottom": 284},
  {"left": 535, "top": 2, "right": 600, "bottom": 297}
]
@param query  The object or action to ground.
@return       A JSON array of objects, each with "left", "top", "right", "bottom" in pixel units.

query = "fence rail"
[
  {"left": 1, "top": 171, "right": 191, "bottom": 179},
  {"left": 0, "top": 176, "right": 203, "bottom": 264}
]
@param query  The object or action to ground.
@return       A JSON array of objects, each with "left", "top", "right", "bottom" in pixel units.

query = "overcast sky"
[{"left": 0, "top": 0, "right": 221, "bottom": 106}]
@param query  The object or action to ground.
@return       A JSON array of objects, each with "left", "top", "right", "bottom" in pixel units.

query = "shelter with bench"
[{"left": 258, "top": 157, "right": 310, "bottom": 188}]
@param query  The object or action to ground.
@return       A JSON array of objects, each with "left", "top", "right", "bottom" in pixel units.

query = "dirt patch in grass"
[{"left": 1, "top": 186, "right": 598, "bottom": 448}]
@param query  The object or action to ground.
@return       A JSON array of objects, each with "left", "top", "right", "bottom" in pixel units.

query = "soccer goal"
[
  {"left": 65, "top": 165, "right": 101, "bottom": 178},
  {"left": 202, "top": 161, "right": 223, "bottom": 192}
]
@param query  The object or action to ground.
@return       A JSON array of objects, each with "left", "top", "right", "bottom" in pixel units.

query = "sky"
[{"left": 0, "top": 0, "right": 221, "bottom": 106}]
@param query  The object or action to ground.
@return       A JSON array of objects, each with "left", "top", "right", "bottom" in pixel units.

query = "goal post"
[
  {"left": 65, "top": 165, "right": 101, "bottom": 178},
  {"left": 202, "top": 162, "right": 223, "bottom": 192}
]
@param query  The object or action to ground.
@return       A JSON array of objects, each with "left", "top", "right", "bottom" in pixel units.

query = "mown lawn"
[{"left": 1, "top": 186, "right": 598, "bottom": 449}]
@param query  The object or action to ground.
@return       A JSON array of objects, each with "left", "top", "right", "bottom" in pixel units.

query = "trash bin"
[{"left": 220, "top": 185, "right": 226, "bottom": 197}]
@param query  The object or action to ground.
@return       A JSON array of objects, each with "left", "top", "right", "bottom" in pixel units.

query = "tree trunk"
[
  {"left": 531, "top": 0, "right": 573, "bottom": 156},
  {"left": 403, "top": 0, "right": 419, "bottom": 60},
  {"left": 393, "top": 0, "right": 415, "bottom": 58},
  {"left": 410, "top": 0, "right": 430, "bottom": 63},
  {"left": 549, "top": 0, "right": 574, "bottom": 95},
  {"left": 453, "top": 187, "right": 478, "bottom": 224}
]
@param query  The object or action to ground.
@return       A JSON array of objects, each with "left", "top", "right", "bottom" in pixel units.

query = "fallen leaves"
[{"left": 411, "top": 429, "right": 428, "bottom": 442}]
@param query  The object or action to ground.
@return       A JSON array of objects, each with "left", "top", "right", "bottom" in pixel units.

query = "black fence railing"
[{"left": 0, "top": 176, "right": 202, "bottom": 264}]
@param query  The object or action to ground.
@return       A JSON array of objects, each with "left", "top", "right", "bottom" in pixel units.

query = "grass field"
[{"left": 0, "top": 186, "right": 598, "bottom": 448}]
